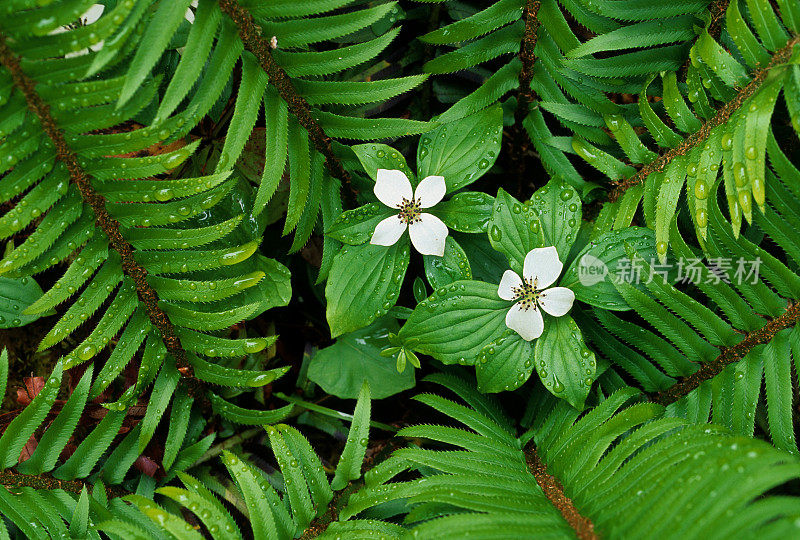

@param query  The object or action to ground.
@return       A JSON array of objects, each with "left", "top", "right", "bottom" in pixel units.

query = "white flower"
[
  {"left": 370, "top": 169, "right": 449, "bottom": 257},
  {"left": 498, "top": 246, "right": 575, "bottom": 341}
]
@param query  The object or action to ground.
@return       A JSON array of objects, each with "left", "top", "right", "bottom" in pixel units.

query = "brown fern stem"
[
  {"left": 708, "top": 0, "right": 730, "bottom": 41},
  {"left": 516, "top": 0, "right": 541, "bottom": 121},
  {"left": 218, "top": 0, "right": 357, "bottom": 198},
  {"left": 609, "top": 34, "right": 800, "bottom": 203},
  {"left": 298, "top": 437, "right": 404, "bottom": 538},
  {"left": 651, "top": 301, "right": 800, "bottom": 406},
  {"left": 0, "top": 36, "right": 196, "bottom": 383},
  {"left": 525, "top": 443, "right": 598, "bottom": 540},
  {"left": 511, "top": 0, "right": 541, "bottom": 195},
  {"left": 0, "top": 469, "right": 126, "bottom": 498}
]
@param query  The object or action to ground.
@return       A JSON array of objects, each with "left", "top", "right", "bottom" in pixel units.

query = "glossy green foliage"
[
  {"left": 337, "top": 374, "right": 800, "bottom": 539},
  {"left": 2, "top": 0, "right": 800, "bottom": 538},
  {"left": 0, "top": 0, "right": 293, "bottom": 457},
  {"left": 585, "top": 0, "right": 799, "bottom": 248},
  {"left": 588, "top": 174, "right": 800, "bottom": 453}
]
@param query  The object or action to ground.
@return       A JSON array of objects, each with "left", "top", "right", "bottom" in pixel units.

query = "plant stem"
[
  {"left": 515, "top": 0, "right": 541, "bottom": 124},
  {"left": 0, "top": 470, "right": 126, "bottom": 498},
  {"left": 218, "top": 0, "right": 357, "bottom": 199},
  {"left": 609, "top": 34, "right": 800, "bottom": 202},
  {"left": 512, "top": 0, "right": 541, "bottom": 196},
  {"left": 275, "top": 392, "right": 398, "bottom": 432},
  {"left": 651, "top": 301, "right": 800, "bottom": 405},
  {"left": 708, "top": 0, "right": 731, "bottom": 41},
  {"left": 524, "top": 443, "right": 598, "bottom": 540},
  {"left": 196, "top": 427, "right": 262, "bottom": 466},
  {"left": 0, "top": 35, "right": 201, "bottom": 396}
]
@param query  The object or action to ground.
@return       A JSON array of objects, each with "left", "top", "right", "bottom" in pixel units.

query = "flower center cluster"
[
  {"left": 397, "top": 197, "right": 423, "bottom": 224},
  {"left": 512, "top": 277, "right": 540, "bottom": 311}
]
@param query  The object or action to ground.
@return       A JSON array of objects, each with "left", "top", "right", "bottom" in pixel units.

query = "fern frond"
[
  {"left": 596, "top": 1, "right": 800, "bottom": 245},
  {"left": 342, "top": 376, "right": 800, "bottom": 539},
  {"left": 590, "top": 183, "right": 800, "bottom": 451},
  {"left": 0, "top": 1, "right": 293, "bottom": 476}
]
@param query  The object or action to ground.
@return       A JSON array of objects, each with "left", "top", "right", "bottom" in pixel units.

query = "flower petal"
[
  {"left": 498, "top": 270, "right": 523, "bottom": 300},
  {"left": 505, "top": 303, "right": 544, "bottom": 341},
  {"left": 409, "top": 213, "right": 448, "bottom": 256},
  {"left": 414, "top": 175, "right": 446, "bottom": 208},
  {"left": 523, "top": 246, "right": 563, "bottom": 289},
  {"left": 374, "top": 169, "right": 413, "bottom": 208},
  {"left": 538, "top": 287, "right": 575, "bottom": 317},
  {"left": 370, "top": 215, "right": 407, "bottom": 247}
]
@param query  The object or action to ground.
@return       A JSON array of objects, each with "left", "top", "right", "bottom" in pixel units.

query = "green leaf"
[
  {"left": 0, "top": 360, "right": 61, "bottom": 469},
  {"left": 475, "top": 330, "right": 534, "bottom": 393},
  {"left": 261, "top": 3, "right": 397, "bottom": 48},
  {"left": 655, "top": 155, "right": 688, "bottom": 262},
  {"left": 423, "top": 236, "right": 472, "bottom": 289},
  {"left": 561, "top": 227, "right": 658, "bottom": 310},
  {"left": 326, "top": 203, "right": 393, "bottom": 246},
  {"left": 68, "top": 487, "right": 89, "bottom": 539},
  {"left": 316, "top": 112, "right": 432, "bottom": 140},
  {"left": 434, "top": 192, "right": 494, "bottom": 233},
  {"left": 178, "top": 330, "right": 276, "bottom": 359},
  {"left": 326, "top": 242, "right": 409, "bottom": 337},
  {"left": 298, "top": 76, "right": 427, "bottom": 106},
  {"left": 215, "top": 51, "right": 268, "bottom": 173},
  {"left": 399, "top": 280, "right": 509, "bottom": 365},
  {"left": 352, "top": 143, "right": 415, "bottom": 185},
  {"left": 163, "top": 388, "right": 192, "bottom": 471},
  {"left": 276, "top": 28, "right": 400, "bottom": 78},
  {"left": 421, "top": 0, "right": 522, "bottom": 43},
  {"left": 221, "top": 452, "right": 280, "bottom": 540},
  {"left": 0, "top": 275, "right": 44, "bottom": 328},
  {"left": 308, "top": 318, "right": 414, "bottom": 399},
  {"left": 255, "top": 87, "right": 289, "bottom": 216},
  {"left": 263, "top": 427, "right": 315, "bottom": 530},
  {"left": 118, "top": 0, "right": 194, "bottom": 106},
  {"left": 210, "top": 394, "right": 294, "bottom": 426},
  {"left": 16, "top": 366, "right": 92, "bottom": 475},
  {"left": 529, "top": 178, "right": 581, "bottom": 261},
  {"left": 437, "top": 59, "right": 522, "bottom": 124},
  {"left": 331, "top": 381, "right": 371, "bottom": 490},
  {"left": 417, "top": 105, "right": 503, "bottom": 193},
  {"left": 0, "top": 349, "right": 6, "bottom": 406},
  {"left": 156, "top": 0, "right": 222, "bottom": 120},
  {"left": 54, "top": 409, "right": 126, "bottom": 480},
  {"left": 534, "top": 315, "right": 596, "bottom": 409},
  {"left": 458, "top": 233, "right": 508, "bottom": 284},
  {"left": 488, "top": 188, "right": 544, "bottom": 273},
  {"left": 762, "top": 330, "right": 795, "bottom": 452},
  {"left": 567, "top": 15, "right": 697, "bottom": 57},
  {"left": 139, "top": 360, "right": 180, "bottom": 453},
  {"left": 284, "top": 121, "right": 311, "bottom": 234}
]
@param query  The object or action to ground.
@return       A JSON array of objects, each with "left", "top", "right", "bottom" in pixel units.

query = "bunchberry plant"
[
  {"left": 1, "top": 1, "right": 800, "bottom": 538},
  {"left": 498, "top": 246, "right": 575, "bottom": 341}
]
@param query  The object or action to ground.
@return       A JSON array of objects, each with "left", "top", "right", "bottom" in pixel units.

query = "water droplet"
[
  {"left": 733, "top": 162, "right": 746, "bottom": 187},
  {"left": 155, "top": 188, "right": 174, "bottom": 201},
  {"left": 77, "top": 343, "right": 97, "bottom": 361},
  {"left": 695, "top": 208, "right": 708, "bottom": 227},
  {"left": 694, "top": 180, "right": 708, "bottom": 200},
  {"left": 721, "top": 133, "right": 733, "bottom": 150}
]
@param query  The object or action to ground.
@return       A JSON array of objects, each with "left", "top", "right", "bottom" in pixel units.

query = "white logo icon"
[{"left": 577, "top": 254, "right": 608, "bottom": 286}]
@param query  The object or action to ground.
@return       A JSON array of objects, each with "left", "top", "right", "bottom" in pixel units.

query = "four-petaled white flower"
[
  {"left": 498, "top": 246, "right": 575, "bottom": 341},
  {"left": 370, "top": 169, "right": 449, "bottom": 257}
]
